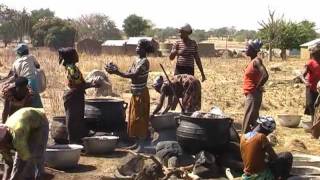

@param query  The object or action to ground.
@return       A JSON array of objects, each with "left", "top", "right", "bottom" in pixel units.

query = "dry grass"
[{"left": 0, "top": 48, "right": 319, "bottom": 155}]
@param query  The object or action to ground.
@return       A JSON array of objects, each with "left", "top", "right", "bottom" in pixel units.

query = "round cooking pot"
[
  {"left": 176, "top": 114, "right": 233, "bottom": 154},
  {"left": 85, "top": 98, "right": 128, "bottom": 132},
  {"left": 50, "top": 116, "right": 69, "bottom": 144}
]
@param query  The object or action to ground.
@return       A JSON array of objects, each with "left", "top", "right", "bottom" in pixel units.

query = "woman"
[
  {"left": 151, "top": 74, "right": 201, "bottom": 115},
  {"left": 300, "top": 44, "right": 320, "bottom": 125},
  {"left": 169, "top": 24, "right": 206, "bottom": 82},
  {"left": 12, "top": 43, "right": 43, "bottom": 108},
  {"left": 242, "top": 40, "right": 269, "bottom": 133},
  {"left": 105, "top": 39, "right": 153, "bottom": 152},
  {"left": 58, "top": 47, "right": 98, "bottom": 144}
]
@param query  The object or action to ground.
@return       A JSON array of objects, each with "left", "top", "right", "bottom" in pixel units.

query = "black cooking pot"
[
  {"left": 85, "top": 98, "right": 128, "bottom": 132},
  {"left": 176, "top": 114, "right": 233, "bottom": 154}
]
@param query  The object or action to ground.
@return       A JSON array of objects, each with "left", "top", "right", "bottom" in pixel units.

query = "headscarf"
[
  {"left": 15, "top": 43, "right": 29, "bottom": 56},
  {"left": 58, "top": 47, "right": 79, "bottom": 65},
  {"left": 152, "top": 75, "right": 164, "bottom": 88},
  {"left": 0, "top": 124, "right": 8, "bottom": 141},
  {"left": 257, "top": 116, "right": 276, "bottom": 133},
  {"left": 247, "top": 39, "right": 263, "bottom": 52},
  {"left": 179, "top": 24, "right": 192, "bottom": 35}
]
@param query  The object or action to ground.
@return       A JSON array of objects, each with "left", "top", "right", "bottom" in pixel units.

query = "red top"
[
  {"left": 243, "top": 60, "right": 261, "bottom": 95},
  {"left": 306, "top": 59, "right": 320, "bottom": 92}
]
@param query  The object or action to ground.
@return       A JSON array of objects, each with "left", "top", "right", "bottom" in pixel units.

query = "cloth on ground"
[{"left": 85, "top": 69, "right": 112, "bottom": 97}]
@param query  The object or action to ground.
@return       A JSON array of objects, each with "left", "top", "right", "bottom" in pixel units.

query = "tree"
[
  {"left": 191, "top": 29, "right": 209, "bottom": 42},
  {"left": 123, "top": 14, "right": 150, "bottom": 37},
  {"left": 0, "top": 22, "right": 15, "bottom": 47},
  {"left": 276, "top": 20, "right": 317, "bottom": 60},
  {"left": 32, "top": 18, "right": 76, "bottom": 49},
  {"left": 72, "top": 14, "right": 121, "bottom": 41},
  {"left": 258, "top": 9, "right": 283, "bottom": 61},
  {"left": 234, "top": 29, "right": 257, "bottom": 42},
  {"left": 30, "top": 8, "right": 55, "bottom": 26}
]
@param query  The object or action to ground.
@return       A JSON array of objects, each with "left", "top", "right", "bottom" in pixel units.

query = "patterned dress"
[
  {"left": 162, "top": 74, "right": 201, "bottom": 112},
  {"left": 63, "top": 64, "right": 87, "bottom": 144}
]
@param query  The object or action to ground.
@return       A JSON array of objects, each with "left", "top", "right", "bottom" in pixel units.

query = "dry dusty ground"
[{"left": 0, "top": 48, "right": 319, "bottom": 179}]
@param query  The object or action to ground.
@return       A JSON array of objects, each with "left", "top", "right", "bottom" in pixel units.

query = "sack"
[{"left": 35, "top": 69, "right": 46, "bottom": 93}]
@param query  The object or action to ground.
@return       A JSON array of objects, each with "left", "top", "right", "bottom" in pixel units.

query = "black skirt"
[
  {"left": 305, "top": 87, "right": 319, "bottom": 116},
  {"left": 174, "top": 65, "right": 194, "bottom": 76}
]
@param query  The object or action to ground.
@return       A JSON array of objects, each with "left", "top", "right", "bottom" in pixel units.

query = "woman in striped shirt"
[
  {"left": 170, "top": 24, "right": 206, "bottom": 82},
  {"left": 105, "top": 39, "right": 153, "bottom": 153}
]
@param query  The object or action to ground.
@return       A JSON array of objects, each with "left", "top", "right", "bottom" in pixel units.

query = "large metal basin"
[
  {"left": 293, "top": 154, "right": 320, "bottom": 167},
  {"left": 82, "top": 136, "right": 119, "bottom": 154},
  {"left": 45, "top": 144, "right": 83, "bottom": 169},
  {"left": 150, "top": 112, "right": 179, "bottom": 131}
]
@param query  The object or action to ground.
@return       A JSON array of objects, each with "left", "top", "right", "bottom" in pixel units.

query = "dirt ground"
[{"left": 1, "top": 48, "right": 320, "bottom": 179}]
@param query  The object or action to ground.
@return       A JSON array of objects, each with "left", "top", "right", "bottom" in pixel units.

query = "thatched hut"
[
  {"left": 102, "top": 40, "right": 127, "bottom": 55},
  {"left": 76, "top": 39, "right": 102, "bottom": 55},
  {"left": 300, "top": 39, "right": 320, "bottom": 60}
]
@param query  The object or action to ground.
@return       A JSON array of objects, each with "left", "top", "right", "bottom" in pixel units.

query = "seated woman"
[
  {"left": 151, "top": 74, "right": 201, "bottom": 115},
  {"left": 2, "top": 77, "right": 33, "bottom": 123}
]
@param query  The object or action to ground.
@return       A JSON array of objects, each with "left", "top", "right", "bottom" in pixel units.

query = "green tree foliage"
[
  {"left": 0, "top": 22, "right": 15, "bottom": 47},
  {"left": 30, "top": 8, "right": 55, "bottom": 26},
  {"left": 258, "top": 9, "right": 283, "bottom": 61},
  {"left": 0, "top": 5, "right": 31, "bottom": 43},
  {"left": 259, "top": 10, "right": 317, "bottom": 60},
  {"left": 123, "top": 14, "right": 150, "bottom": 37},
  {"left": 234, "top": 30, "right": 257, "bottom": 42},
  {"left": 32, "top": 18, "right": 76, "bottom": 49},
  {"left": 191, "top": 29, "right": 209, "bottom": 42},
  {"left": 72, "top": 14, "right": 121, "bottom": 41}
]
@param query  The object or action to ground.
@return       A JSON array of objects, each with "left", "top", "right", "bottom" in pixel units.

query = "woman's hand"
[{"left": 201, "top": 74, "right": 206, "bottom": 82}]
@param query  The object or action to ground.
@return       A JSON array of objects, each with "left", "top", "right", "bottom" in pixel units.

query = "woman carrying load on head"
[
  {"left": 105, "top": 39, "right": 153, "bottom": 153},
  {"left": 169, "top": 24, "right": 206, "bottom": 82},
  {"left": 58, "top": 47, "right": 99, "bottom": 144},
  {"left": 151, "top": 74, "right": 201, "bottom": 115},
  {"left": 242, "top": 40, "right": 269, "bottom": 133},
  {"left": 300, "top": 43, "right": 320, "bottom": 125}
]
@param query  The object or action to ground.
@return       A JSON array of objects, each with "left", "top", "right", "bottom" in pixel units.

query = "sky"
[{"left": 2, "top": 0, "right": 320, "bottom": 31}]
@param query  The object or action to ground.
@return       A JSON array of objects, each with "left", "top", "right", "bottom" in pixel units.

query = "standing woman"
[
  {"left": 169, "top": 24, "right": 206, "bottom": 82},
  {"left": 58, "top": 47, "right": 97, "bottom": 144},
  {"left": 300, "top": 44, "right": 320, "bottom": 124},
  {"left": 12, "top": 43, "right": 43, "bottom": 108},
  {"left": 105, "top": 39, "right": 153, "bottom": 152},
  {"left": 242, "top": 40, "right": 269, "bottom": 133}
]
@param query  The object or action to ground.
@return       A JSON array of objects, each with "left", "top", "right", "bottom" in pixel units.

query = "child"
[
  {"left": 105, "top": 39, "right": 154, "bottom": 152},
  {"left": 58, "top": 47, "right": 98, "bottom": 144},
  {"left": 2, "top": 77, "right": 33, "bottom": 123}
]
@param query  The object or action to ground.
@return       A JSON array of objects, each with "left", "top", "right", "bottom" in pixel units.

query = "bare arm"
[
  {"left": 169, "top": 42, "right": 178, "bottom": 60},
  {"left": 152, "top": 93, "right": 166, "bottom": 115},
  {"left": 254, "top": 58, "right": 269, "bottom": 89},
  {"left": 194, "top": 52, "right": 206, "bottom": 82},
  {"left": 2, "top": 99, "right": 10, "bottom": 123},
  {"left": 162, "top": 95, "right": 173, "bottom": 114},
  {"left": 300, "top": 65, "right": 309, "bottom": 85}
]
